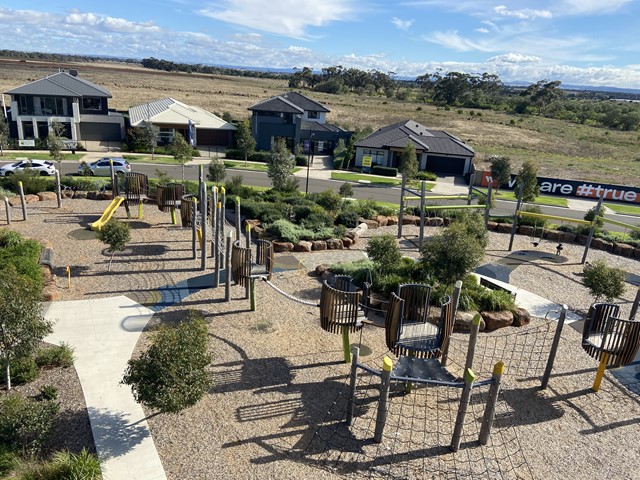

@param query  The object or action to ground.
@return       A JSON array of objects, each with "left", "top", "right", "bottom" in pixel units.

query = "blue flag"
[{"left": 188, "top": 120, "right": 194, "bottom": 146}]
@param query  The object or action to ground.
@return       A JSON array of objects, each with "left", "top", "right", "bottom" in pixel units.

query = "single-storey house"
[
  {"left": 128, "top": 98, "right": 236, "bottom": 147},
  {"left": 354, "top": 120, "right": 475, "bottom": 175},
  {"left": 248, "top": 91, "right": 350, "bottom": 153},
  {"left": 4, "top": 70, "right": 125, "bottom": 146}
]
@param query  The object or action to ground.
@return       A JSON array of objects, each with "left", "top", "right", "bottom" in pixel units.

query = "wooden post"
[
  {"left": 418, "top": 180, "right": 426, "bottom": 251},
  {"left": 630, "top": 288, "right": 640, "bottom": 321},
  {"left": 467, "top": 181, "right": 473, "bottom": 205},
  {"left": 249, "top": 278, "right": 256, "bottom": 311},
  {"left": 225, "top": 231, "right": 233, "bottom": 301},
  {"left": 374, "top": 356, "right": 393, "bottom": 443},
  {"left": 245, "top": 223, "right": 251, "bottom": 299},
  {"left": 346, "top": 346, "right": 360, "bottom": 426},
  {"left": 342, "top": 326, "right": 351, "bottom": 364},
  {"left": 479, "top": 362, "right": 504, "bottom": 445},
  {"left": 442, "top": 279, "right": 463, "bottom": 367},
  {"left": 235, "top": 196, "right": 241, "bottom": 241},
  {"left": 465, "top": 314, "right": 482, "bottom": 374},
  {"left": 55, "top": 170, "right": 62, "bottom": 208},
  {"left": 398, "top": 175, "right": 406, "bottom": 239},
  {"left": 170, "top": 207, "right": 177, "bottom": 225},
  {"left": 592, "top": 352, "right": 609, "bottom": 392},
  {"left": 451, "top": 368, "right": 476, "bottom": 452},
  {"left": 18, "top": 181, "right": 27, "bottom": 221},
  {"left": 220, "top": 187, "right": 226, "bottom": 266},
  {"left": 66, "top": 266, "right": 71, "bottom": 289},
  {"left": 4, "top": 196, "right": 11, "bottom": 225},
  {"left": 541, "top": 305, "right": 567, "bottom": 390}
]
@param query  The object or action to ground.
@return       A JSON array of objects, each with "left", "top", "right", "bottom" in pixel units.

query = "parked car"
[
  {"left": 0, "top": 159, "right": 57, "bottom": 177},
  {"left": 78, "top": 157, "right": 131, "bottom": 176}
]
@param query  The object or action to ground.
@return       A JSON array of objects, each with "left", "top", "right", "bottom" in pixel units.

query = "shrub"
[
  {"left": 7, "top": 171, "right": 52, "bottom": 195},
  {"left": 367, "top": 234, "right": 402, "bottom": 275},
  {"left": 416, "top": 171, "right": 437, "bottom": 181},
  {"left": 308, "top": 190, "right": 343, "bottom": 213},
  {"left": 0, "top": 445, "right": 19, "bottom": 477},
  {"left": 225, "top": 175, "right": 254, "bottom": 199},
  {"left": 376, "top": 273, "right": 403, "bottom": 297},
  {"left": 584, "top": 206, "right": 605, "bottom": 230},
  {"left": 300, "top": 211, "right": 334, "bottom": 231},
  {"left": 207, "top": 158, "right": 226, "bottom": 185},
  {"left": 330, "top": 259, "right": 377, "bottom": 287},
  {"left": 0, "top": 231, "right": 42, "bottom": 287},
  {"left": 333, "top": 157, "right": 344, "bottom": 170},
  {"left": 339, "top": 182, "right": 353, "bottom": 198},
  {"left": 1, "top": 356, "right": 38, "bottom": 386},
  {"left": 60, "top": 176, "right": 108, "bottom": 192},
  {"left": 0, "top": 394, "right": 59, "bottom": 455},
  {"left": 39, "top": 385, "right": 58, "bottom": 401},
  {"left": 476, "top": 289, "right": 516, "bottom": 312},
  {"left": 630, "top": 229, "right": 640, "bottom": 241},
  {"left": 96, "top": 219, "right": 131, "bottom": 271},
  {"left": 371, "top": 166, "right": 398, "bottom": 177},
  {"left": 295, "top": 156, "right": 307, "bottom": 167},
  {"left": 451, "top": 211, "right": 488, "bottom": 248},
  {"left": 35, "top": 343, "right": 75, "bottom": 368},
  {"left": 518, "top": 205, "right": 545, "bottom": 227},
  {"left": 583, "top": 260, "right": 625, "bottom": 302},
  {"left": 353, "top": 199, "right": 379, "bottom": 219},
  {"left": 335, "top": 209, "right": 359, "bottom": 228},
  {"left": 122, "top": 312, "right": 212, "bottom": 414},
  {"left": 23, "top": 449, "right": 101, "bottom": 480}
]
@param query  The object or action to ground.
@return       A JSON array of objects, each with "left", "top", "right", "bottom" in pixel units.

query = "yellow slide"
[{"left": 91, "top": 196, "right": 125, "bottom": 231}]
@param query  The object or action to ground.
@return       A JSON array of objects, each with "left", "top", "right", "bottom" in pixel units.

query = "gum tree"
[
  {"left": 267, "top": 138, "right": 294, "bottom": 191},
  {"left": 171, "top": 133, "right": 193, "bottom": 183},
  {"left": 47, "top": 120, "right": 66, "bottom": 168}
]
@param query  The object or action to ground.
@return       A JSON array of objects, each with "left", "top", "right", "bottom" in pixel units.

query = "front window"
[
  {"left": 157, "top": 128, "right": 174, "bottom": 145},
  {"left": 363, "top": 149, "right": 385, "bottom": 166},
  {"left": 82, "top": 97, "right": 102, "bottom": 111},
  {"left": 307, "top": 111, "right": 319, "bottom": 119},
  {"left": 39, "top": 97, "right": 65, "bottom": 116},
  {"left": 18, "top": 95, "right": 28, "bottom": 115},
  {"left": 22, "top": 121, "right": 35, "bottom": 139}
]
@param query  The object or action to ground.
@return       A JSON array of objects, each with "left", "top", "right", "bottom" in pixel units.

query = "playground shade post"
[
  {"left": 451, "top": 368, "right": 476, "bottom": 452},
  {"left": 374, "top": 356, "right": 393, "bottom": 443},
  {"left": 346, "top": 346, "right": 360, "bottom": 426},
  {"left": 18, "top": 181, "right": 27, "bottom": 221},
  {"left": 479, "top": 361, "right": 504, "bottom": 445}
]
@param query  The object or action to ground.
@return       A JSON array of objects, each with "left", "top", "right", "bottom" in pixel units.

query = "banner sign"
[
  {"left": 478, "top": 171, "right": 640, "bottom": 205},
  {"left": 362, "top": 155, "right": 373, "bottom": 167},
  {"left": 18, "top": 139, "right": 35, "bottom": 147}
]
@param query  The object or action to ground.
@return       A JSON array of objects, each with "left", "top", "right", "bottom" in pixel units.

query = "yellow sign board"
[{"left": 362, "top": 155, "right": 373, "bottom": 167}]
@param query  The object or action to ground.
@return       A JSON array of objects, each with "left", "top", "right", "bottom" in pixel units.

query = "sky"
[{"left": 0, "top": 1, "right": 639, "bottom": 88}]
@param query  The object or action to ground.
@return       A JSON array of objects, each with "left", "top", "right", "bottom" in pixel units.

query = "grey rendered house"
[
  {"left": 355, "top": 120, "right": 475, "bottom": 175},
  {"left": 248, "top": 91, "right": 350, "bottom": 153},
  {"left": 4, "top": 70, "right": 125, "bottom": 147}
]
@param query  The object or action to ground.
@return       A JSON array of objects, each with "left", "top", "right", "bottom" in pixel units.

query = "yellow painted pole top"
[
  {"left": 221, "top": 187, "right": 226, "bottom": 194},
  {"left": 383, "top": 356, "right": 393, "bottom": 372},
  {"left": 464, "top": 368, "right": 476, "bottom": 383},
  {"left": 217, "top": 201, "right": 221, "bottom": 208},
  {"left": 246, "top": 223, "right": 251, "bottom": 232},
  {"left": 213, "top": 186, "right": 218, "bottom": 193},
  {"left": 235, "top": 196, "right": 240, "bottom": 204},
  {"left": 109, "top": 159, "right": 113, "bottom": 165},
  {"left": 18, "top": 180, "right": 23, "bottom": 187},
  {"left": 472, "top": 314, "right": 482, "bottom": 326},
  {"left": 493, "top": 361, "right": 505, "bottom": 376}
]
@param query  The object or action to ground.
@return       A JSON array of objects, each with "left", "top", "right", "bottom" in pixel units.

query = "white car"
[
  {"left": 0, "top": 159, "right": 57, "bottom": 176},
  {"left": 79, "top": 157, "right": 131, "bottom": 176}
]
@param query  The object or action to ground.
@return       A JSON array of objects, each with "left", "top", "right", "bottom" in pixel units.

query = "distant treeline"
[
  {"left": 0, "top": 49, "right": 139, "bottom": 64},
  {"left": 141, "top": 57, "right": 290, "bottom": 79}
]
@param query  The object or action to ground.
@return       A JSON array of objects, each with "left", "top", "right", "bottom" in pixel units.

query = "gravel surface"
[{"left": 3, "top": 198, "right": 639, "bottom": 479}]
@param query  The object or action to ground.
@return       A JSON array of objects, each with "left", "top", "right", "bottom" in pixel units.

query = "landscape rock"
[
  {"left": 486, "top": 221, "right": 498, "bottom": 231},
  {"left": 97, "top": 192, "right": 113, "bottom": 201},
  {"left": 402, "top": 214, "right": 420, "bottom": 225},
  {"left": 591, "top": 237, "right": 613, "bottom": 252},
  {"left": 386, "top": 216, "right": 398, "bottom": 226},
  {"left": 633, "top": 247, "right": 640, "bottom": 259},
  {"left": 562, "top": 232, "right": 577, "bottom": 243},
  {"left": 24, "top": 194, "right": 40, "bottom": 204},
  {"left": 42, "top": 285, "right": 59, "bottom": 302},
  {"left": 575, "top": 234, "right": 589, "bottom": 245},
  {"left": 321, "top": 270, "right": 333, "bottom": 283},
  {"left": 312, "top": 240, "right": 327, "bottom": 251},
  {"left": 496, "top": 223, "right": 513, "bottom": 233},
  {"left": 454, "top": 310, "right": 485, "bottom": 332},
  {"left": 426, "top": 217, "right": 444, "bottom": 227},
  {"left": 374, "top": 215, "right": 388, "bottom": 227},
  {"left": 73, "top": 191, "right": 88, "bottom": 199},
  {"left": 315, "top": 264, "right": 331, "bottom": 276},
  {"left": 37, "top": 191, "right": 58, "bottom": 202},
  {"left": 481, "top": 310, "right": 514, "bottom": 330},
  {"left": 87, "top": 191, "right": 98, "bottom": 200},
  {"left": 518, "top": 225, "right": 534, "bottom": 236},
  {"left": 294, "top": 241, "right": 312, "bottom": 253},
  {"left": 61, "top": 190, "right": 74, "bottom": 199},
  {"left": 359, "top": 218, "right": 379, "bottom": 229},
  {"left": 342, "top": 237, "right": 353, "bottom": 248},
  {"left": 368, "top": 291, "right": 389, "bottom": 312},
  {"left": 443, "top": 217, "right": 453, "bottom": 226},
  {"left": 512, "top": 308, "right": 532, "bottom": 327},
  {"left": 545, "top": 230, "right": 562, "bottom": 240},
  {"left": 326, "top": 238, "right": 343, "bottom": 250},
  {"left": 272, "top": 241, "right": 294, "bottom": 253},
  {"left": 613, "top": 243, "right": 634, "bottom": 257}
]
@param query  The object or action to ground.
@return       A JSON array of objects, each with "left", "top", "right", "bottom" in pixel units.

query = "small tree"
[
  {"left": 367, "top": 234, "right": 402, "bottom": 275},
  {"left": 267, "top": 138, "right": 295, "bottom": 191},
  {"left": 0, "top": 266, "right": 52, "bottom": 390},
  {"left": 0, "top": 114, "right": 9, "bottom": 156},
  {"left": 141, "top": 123, "right": 159, "bottom": 160},
  {"left": 399, "top": 141, "right": 419, "bottom": 180},
  {"left": 97, "top": 219, "right": 131, "bottom": 271},
  {"left": 207, "top": 156, "right": 227, "bottom": 185},
  {"left": 47, "top": 120, "right": 66, "bottom": 168},
  {"left": 339, "top": 182, "right": 353, "bottom": 198},
  {"left": 235, "top": 119, "right": 256, "bottom": 166},
  {"left": 516, "top": 159, "right": 540, "bottom": 202},
  {"left": 584, "top": 206, "right": 605, "bottom": 231},
  {"left": 170, "top": 133, "right": 193, "bottom": 183},
  {"left": 583, "top": 260, "right": 625, "bottom": 302},
  {"left": 122, "top": 312, "right": 211, "bottom": 414},
  {"left": 489, "top": 155, "right": 511, "bottom": 194}
]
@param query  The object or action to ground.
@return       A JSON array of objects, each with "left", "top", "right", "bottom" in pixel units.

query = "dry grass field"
[{"left": 1, "top": 58, "right": 639, "bottom": 185}]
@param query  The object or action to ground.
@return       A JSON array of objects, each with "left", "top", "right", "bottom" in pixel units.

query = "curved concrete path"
[{"left": 43, "top": 296, "right": 166, "bottom": 480}]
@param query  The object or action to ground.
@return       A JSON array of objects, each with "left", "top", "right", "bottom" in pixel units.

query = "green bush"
[
  {"left": 335, "top": 209, "right": 359, "bottom": 228},
  {"left": 39, "top": 385, "right": 58, "bottom": 401},
  {"left": 367, "top": 234, "right": 402, "bottom": 275},
  {"left": 416, "top": 171, "right": 437, "bottom": 181},
  {"left": 339, "top": 182, "right": 353, "bottom": 198},
  {"left": 0, "top": 444, "right": 19, "bottom": 477},
  {"left": 0, "top": 230, "right": 42, "bottom": 287},
  {"left": 0, "top": 229, "right": 22, "bottom": 248},
  {"left": 330, "top": 259, "right": 376, "bottom": 287},
  {"left": 1, "top": 356, "right": 39, "bottom": 386},
  {"left": 376, "top": 273, "right": 403, "bottom": 297},
  {"left": 60, "top": 176, "right": 109, "bottom": 192},
  {"left": 0, "top": 394, "right": 59, "bottom": 455},
  {"left": 20, "top": 449, "right": 102, "bottom": 480},
  {"left": 300, "top": 211, "right": 334, "bottom": 231},
  {"left": 295, "top": 156, "right": 307, "bottom": 167},
  {"left": 584, "top": 206, "right": 605, "bottom": 230},
  {"left": 476, "top": 289, "right": 516, "bottom": 312},
  {"left": 35, "top": 344, "right": 75, "bottom": 368},
  {"left": 353, "top": 199, "right": 379, "bottom": 219},
  {"left": 518, "top": 205, "right": 545, "bottom": 227},
  {"left": 333, "top": 157, "right": 344, "bottom": 170},
  {"left": 371, "top": 166, "right": 398, "bottom": 177},
  {"left": 308, "top": 190, "right": 343, "bottom": 213},
  {"left": 266, "top": 219, "right": 303, "bottom": 244},
  {"left": 225, "top": 148, "right": 271, "bottom": 163},
  {"left": 7, "top": 171, "right": 52, "bottom": 195},
  {"left": 583, "top": 260, "right": 625, "bottom": 302},
  {"left": 224, "top": 175, "right": 254, "bottom": 199}
]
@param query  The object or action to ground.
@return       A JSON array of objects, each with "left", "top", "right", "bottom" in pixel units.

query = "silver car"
[
  {"left": 0, "top": 159, "right": 57, "bottom": 176},
  {"left": 79, "top": 157, "right": 131, "bottom": 176}
]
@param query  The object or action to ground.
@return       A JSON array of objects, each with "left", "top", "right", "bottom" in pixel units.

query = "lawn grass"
[
  {"left": 0, "top": 153, "right": 86, "bottom": 161},
  {"left": 604, "top": 203, "right": 640, "bottom": 215},
  {"left": 224, "top": 160, "right": 301, "bottom": 173},
  {"left": 122, "top": 155, "right": 178, "bottom": 165},
  {"left": 331, "top": 171, "right": 435, "bottom": 190},
  {"left": 475, "top": 188, "right": 569, "bottom": 207}
]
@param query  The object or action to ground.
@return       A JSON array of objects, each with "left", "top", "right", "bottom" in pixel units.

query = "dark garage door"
[
  {"left": 425, "top": 155, "right": 466, "bottom": 175},
  {"left": 79, "top": 122, "right": 122, "bottom": 141},
  {"left": 197, "top": 129, "right": 234, "bottom": 147}
]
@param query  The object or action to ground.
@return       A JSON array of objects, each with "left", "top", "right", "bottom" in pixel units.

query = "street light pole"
[{"left": 305, "top": 133, "right": 315, "bottom": 195}]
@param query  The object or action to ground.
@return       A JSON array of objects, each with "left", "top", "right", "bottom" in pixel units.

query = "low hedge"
[
  {"left": 372, "top": 166, "right": 398, "bottom": 177},
  {"left": 224, "top": 149, "right": 272, "bottom": 163}
]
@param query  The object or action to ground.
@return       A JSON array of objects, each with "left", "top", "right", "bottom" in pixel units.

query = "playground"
[{"left": 2, "top": 193, "right": 639, "bottom": 480}]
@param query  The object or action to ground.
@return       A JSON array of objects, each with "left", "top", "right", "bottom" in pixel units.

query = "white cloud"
[
  {"left": 65, "top": 12, "right": 160, "bottom": 33},
  {"left": 475, "top": 27, "right": 489, "bottom": 33},
  {"left": 493, "top": 5, "right": 552, "bottom": 20},
  {"left": 426, "top": 30, "right": 492, "bottom": 52},
  {"left": 561, "top": 0, "right": 632, "bottom": 15},
  {"left": 487, "top": 53, "right": 541, "bottom": 63},
  {"left": 391, "top": 17, "right": 414, "bottom": 31},
  {"left": 198, "top": 0, "right": 357, "bottom": 39}
]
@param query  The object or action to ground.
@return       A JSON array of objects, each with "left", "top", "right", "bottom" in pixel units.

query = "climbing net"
[{"left": 299, "top": 317, "right": 558, "bottom": 479}]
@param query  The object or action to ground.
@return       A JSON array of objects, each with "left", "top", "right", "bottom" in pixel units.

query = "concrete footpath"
[{"left": 43, "top": 297, "right": 166, "bottom": 480}]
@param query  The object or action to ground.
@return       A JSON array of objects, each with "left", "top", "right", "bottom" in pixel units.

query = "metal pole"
[
  {"left": 200, "top": 180, "right": 207, "bottom": 271},
  {"left": 508, "top": 182, "right": 524, "bottom": 251},
  {"left": 451, "top": 368, "right": 476, "bottom": 452},
  {"left": 235, "top": 196, "right": 241, "bottom": 241},
  {"left": 220, "top": 187, "right": 226, "bottom": 266},
  {"left": 3, "top": 197, "right": 10, "bottom": 225},
  {"left": 211, "top": 187, "right": 218, "bottom": 258},
  {"left": 215, "top": 202, "right": 222, "bottom": 287},
  {"left": 541, "top": 305, "right": 567, "bottom": 390},
  {"left": 373, "top": 356, "right": 393, "bottom": 443},
  {"left": 581, "top": 196, "right": 604, "bottom": 264},
  {"left": 191, "top": 198, "right": 198, "bottom": 260},
  {"left": 630, "top": 288, "right": 640, "bottom": 321},
  {"left": 464, "top": 314, "right": 482, "bottom": 374},
  {"left": 225, "top": 231, "right": 233, "bottom": 301},
  {"left": 418, "top": 180, "right": 426, "bottom": 251},
  {"left": 479, "top": 361, "right": 504, "bottom": 445},
  {"left": 109, "top": 159, "right": 115, "bottom": 198},
  {"left": 55, "top": 170, "right": 62, "bottom": 208},
  {"left": 442, "top": 280, "right": 463, "bottom": 367},
  {"left": 245, "top": 223, "right": 251, "bottom": 300},
  {"left": 398, "top": 175, "right": 406, "bottom": 239},
  {"left": 484, "top": 179, "right": 492, "bottom": 228},
  {"left": 346, "top": 346, "right": 360, "bottom": 426},
  {"left": 18, "top": 181, "right": 27, "bottom": 221},
  {"left": 467, "top": 181, "right": 473, "bottom": 206}
]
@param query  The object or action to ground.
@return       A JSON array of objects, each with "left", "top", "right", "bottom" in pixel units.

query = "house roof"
[
  {"left": 5, "top": 72, "right": 111, "bottom": 98},
  {"left": 301, "top": 120, "right": 346, "bottom": 133},
  {"left": 128, "top": 98, "right": 236, "bottom": 130},
  {"left": 355, "top": 120, "right": 475, "bottom": 157},
  {"left": 248, "top": 91, "right": 330, "bottom": 113}
]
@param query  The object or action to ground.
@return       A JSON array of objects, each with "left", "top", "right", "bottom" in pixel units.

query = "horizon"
[{"left": 0, "top": 1, "right": 639, "bottom": 89}]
